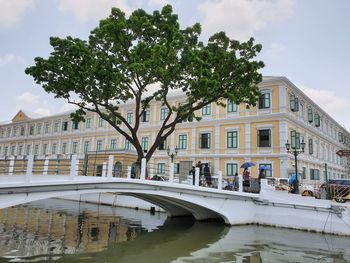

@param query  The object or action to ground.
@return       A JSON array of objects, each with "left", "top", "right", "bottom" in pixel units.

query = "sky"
[{"left": 0, "top": 0, "right": 349, "bottom": 130}]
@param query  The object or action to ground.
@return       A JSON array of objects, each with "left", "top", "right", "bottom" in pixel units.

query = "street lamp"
[
  {"left": 285, "top": 138, "right": 305, "bottom": 194},
  {"left": 167, "top": 146, "right": 178, "bottom": 163}
]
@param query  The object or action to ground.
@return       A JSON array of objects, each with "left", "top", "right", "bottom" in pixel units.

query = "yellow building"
[{"left": 0, "top": 76, "right": 349, "bottom": 181}]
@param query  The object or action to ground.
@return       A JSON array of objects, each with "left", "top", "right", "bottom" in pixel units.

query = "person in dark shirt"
[
  {"left": 258, "top": 169, "right": 266, "bottom": 181},
  {"left": 189, "top": 166, "right": 196, "bottom": 185},
  {"left": 243, "top": 168, "right": 250, "bottom": 187},
  {"left": 204, "top": 163, "right": 212, "bottom": 187}
]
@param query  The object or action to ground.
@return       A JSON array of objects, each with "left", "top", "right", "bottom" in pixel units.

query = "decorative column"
[
  {"left": 191, "top": 128, "right": 196, "bottom": 154},
  {"left": 245, "top": 123, "right": 251, "bottom": 154},
  {"left": 279, "top": 84, "right": 287, "bottom": 113},
  {"left": 280, "top": 120, "right": 288, "bottom": 178}
]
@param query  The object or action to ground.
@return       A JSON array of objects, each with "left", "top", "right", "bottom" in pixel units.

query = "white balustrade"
[
  {"left": 107, "top": 155, "right": 114, "bottom": 178},
  {"left": 127, "top": 166, "right": 131, "bottom": 179},
  {"left": 238, "top": 175, "right": 243, "bottom": 192},
  {"left": 43, "top": 157, "right": 49, "bottom": 176},
  {"left": 195, "top": 167, "right": 200, "bottom": 187},
  {"left": 102, "top": 162, "right": 107, "bottom": 177},
  {"left": 69, "top": 155, "right": 77, "bottom": 180},
  {"left": 217, "top": 171, "right": 222, "bottom": 190},
  {"left": 9, "top": 157, "right": 15, "bottom": 176},
  {"left": 141, "top": 158, "right": 146, "bottom": 180},
  {"left": 26, "top": 155, "right": 34, "bottom": 183},
  {"left": 169, "top": 163, "right": 174, "bottom": 183}
]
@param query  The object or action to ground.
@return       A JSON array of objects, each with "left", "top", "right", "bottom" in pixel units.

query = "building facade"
[{"left": 1, "top": 76, "right": 349, "bottom": 181}]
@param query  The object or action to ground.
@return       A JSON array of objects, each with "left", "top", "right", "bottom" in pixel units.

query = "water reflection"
[
  {"left": 0, "top": 199, "right": 168, "bottom": 261},
  {"left": 0, "top": 199, "right": 350, "bottom": 263}
]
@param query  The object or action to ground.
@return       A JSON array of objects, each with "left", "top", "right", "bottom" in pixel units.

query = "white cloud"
[
  {"left": 198, "top": 0, "right": 294, "bottom": 41},
  {"left": 58, "top": 0, "right": 130, "bottom": 22},
  {"left": 301, "top": 86, "right": 349, "bottom": 129},
  {"left": 148, "top": 0, "right": 172, "bottom": 7},
  {"left": 59, "top": 102, "right": 78, "bottom": 113},
  {"left": 265, "top": 42, "right": 287, "bottom": 59},
  {"left": 33, "top": 107, "right": 51, "bottom": 116},
  {"left": 15, "top": 92, "right": 40, "bottom": 108},
  {"left": 0, "top": 0, "right": 36, "bottom": 27},
  {"left": 15, "top": 92, "right": 51, "bottom": 117},
  {"left": 0, "top": 53, "right": 24, "bottom": 66}
]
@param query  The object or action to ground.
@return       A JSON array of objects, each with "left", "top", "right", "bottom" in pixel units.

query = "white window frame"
[
  {"left": 160, "top": 107, "right": 169, "bottom": 121},
  {"left": 110, "top": 139, "right": 117, "bottom": 150},
  {"left": 72, "top": 141, "right": 78, "bottom": 154},
  {"left": 157, "top": 162, "right": 166, "bottom": 175},
  {"left": 227, "top": 100, "right": 238, "bottom": 113},
  {"left": 98, "top": 117, "right": 104, "bottom": 128},
  {"left": 127, "top": 112, "right": 133, "bottom": 124},
  {"left": 84, "top": 141, "right": 90, "bottom": 153},
  {"left": 96, "top": 140, "right": 103, "bottom": 151},
  {"left": 51, "top": 143, "right": 57, "bottom": 154},
  {"left": 226, "top": 130, "right": 238, "bottom": 149},
  {"left": 199, "top": 132, "right": 211, "bottom": 149},
  {"left": 141, "top": 137, "right": 149, "bottom": 151},
  {"left": 226, "top": 162, "right": 238, "bottom": 177},
  {"left": 141, "top": 110, "right": 150, "bottom": 123},
  {"left": 202, "top": 104, "right": 211, "bottom": 116},
  {"left": 178, "top": 134, "right": 188, "bottom": 150},
  {"left": 257, "top": 128, "right": 271, "bottom": 148},
  {"left": 86, "top": 118, "right": 92, "bottom": 129},
  {"left": 258, "top": 162, "right": 273, "bottom": 177}
]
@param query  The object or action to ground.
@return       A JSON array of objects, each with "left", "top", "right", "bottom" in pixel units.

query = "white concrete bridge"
[{"left": 0, "top": 155, "right": 350, "bottom": 236}]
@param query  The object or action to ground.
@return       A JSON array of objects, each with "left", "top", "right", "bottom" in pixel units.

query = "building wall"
[{"left": 1, "top": 77, "right": 349, "bottom": 180}]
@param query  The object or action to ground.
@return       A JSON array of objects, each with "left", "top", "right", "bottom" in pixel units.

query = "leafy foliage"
[{"left": 25, "top": 5, "right": 264, "bottom": 161}]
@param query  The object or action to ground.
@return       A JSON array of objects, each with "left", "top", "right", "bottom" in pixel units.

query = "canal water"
[{"left": 0, "top": 199, "right": 350, "bottom": 263}]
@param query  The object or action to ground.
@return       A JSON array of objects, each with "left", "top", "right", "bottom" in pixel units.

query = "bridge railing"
[{"left": 0, "top": 155, "right": 249, "bottom": 192}]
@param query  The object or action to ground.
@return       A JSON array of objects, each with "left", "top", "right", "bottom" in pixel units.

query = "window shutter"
[
  {"left": 291, "top": 130, "right": 296, "bottom": 148},
  {"left": 308, "top": 108, "right": 313, "bottom": 123},
  {"left": 290, "top": 94, "right": 295, "bottom": 111},
  {"left": 308, "top": 139, "right": 313, "bottom": 154},
  {"left": 315, "top": 113, "right": 320, "bottom": 127},
  {"left": 294, "top": 97, "right": 299, "bottom": 112},
  {"left": 259, "top": 95, "right": 264, "bottom": 109}
]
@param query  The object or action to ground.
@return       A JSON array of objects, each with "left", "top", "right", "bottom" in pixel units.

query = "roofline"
[
  {"left": 2, "top": 76, "right": 349, "bottom": 135},
  {"left": 270, "top": 76, "right": 349, "bottom": 136}
]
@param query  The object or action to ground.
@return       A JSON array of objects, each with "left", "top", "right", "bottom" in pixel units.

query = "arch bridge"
[{"left": 0, "top": 154, "right": 349, "bottom": 235}]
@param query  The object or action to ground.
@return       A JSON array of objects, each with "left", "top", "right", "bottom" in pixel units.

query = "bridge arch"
[{"left": 0, "top": 179, "right": 255, "bottom": 224}]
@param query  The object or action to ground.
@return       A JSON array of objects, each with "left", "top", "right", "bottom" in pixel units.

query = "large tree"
[{"left": 25, "top": 5, "right": 264, "bottom": 162}]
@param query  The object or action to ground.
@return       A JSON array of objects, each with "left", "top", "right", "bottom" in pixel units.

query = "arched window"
[{"left": 113, "top": 161, "right": 123, "bottom": 177}]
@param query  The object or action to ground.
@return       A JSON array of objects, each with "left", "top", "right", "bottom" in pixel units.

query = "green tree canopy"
[{"left": 25, "top": 5, "right": 264, "bottom": 162}]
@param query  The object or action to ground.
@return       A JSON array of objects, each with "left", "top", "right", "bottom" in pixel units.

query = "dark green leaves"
[{"left": 25, "top": 4, "right": 264, "bottom": 161}]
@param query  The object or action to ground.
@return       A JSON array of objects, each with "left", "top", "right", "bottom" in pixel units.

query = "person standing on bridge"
[
  {"left": 190, "top": 166, "right": 196, "bottom": 185},
  {"left": 258, "top": 168, "right": 266, "bottom": 192},
  {"left": 204, "top": 163, "right": 212, "bottom": 187},
  {"left": 243, "top": 168, "right": 250, "bottom": 190},
  {"left": 258, "top": 168, "right": 266, "bottom": 181},
  {"left": 196, "top": 161, "right": 203, "bottom": 186}
]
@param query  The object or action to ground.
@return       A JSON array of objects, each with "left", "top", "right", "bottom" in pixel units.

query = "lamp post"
[
  {"left": 285, "top": 138, "right": 305, "bottom": 194},
  {"left": 167, "top": 146, "right": 178, "bottom": 163}
]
